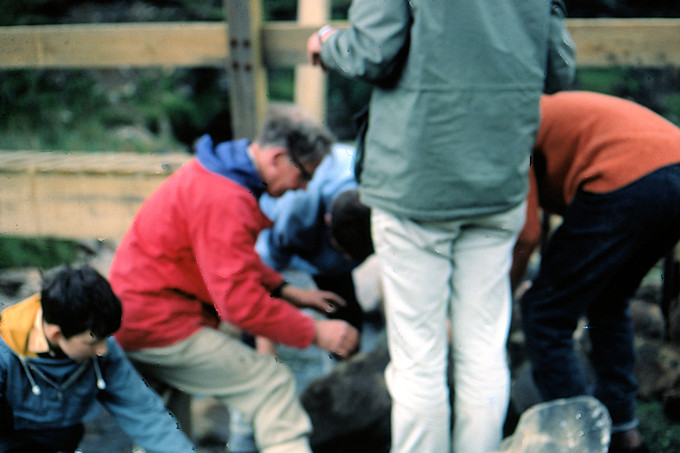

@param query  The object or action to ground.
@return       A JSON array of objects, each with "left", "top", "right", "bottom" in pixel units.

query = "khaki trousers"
[{"left": 126, "top": 327, "right": 312, "bottom": 453}]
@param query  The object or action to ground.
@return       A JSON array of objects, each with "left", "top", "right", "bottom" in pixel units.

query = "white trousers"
[{"left": 372, "top": 203, "right": 525, "bottom": 453}]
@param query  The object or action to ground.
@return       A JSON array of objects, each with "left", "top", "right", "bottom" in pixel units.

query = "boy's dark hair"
[
  {"left": 329, "top": 189, "right": 374, "bottom": 263},
  {"left": 40, "top": 265, "right": 122, "bottom": 339}
]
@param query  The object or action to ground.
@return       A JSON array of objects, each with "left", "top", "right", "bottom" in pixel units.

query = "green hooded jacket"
[{"left": 321, "top": 0, "right": 576, "bottom": 220}]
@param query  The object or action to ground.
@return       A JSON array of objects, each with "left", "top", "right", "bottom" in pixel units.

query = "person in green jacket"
[{"left": 307, "top": 2, "right": 576, "bottom": 452}]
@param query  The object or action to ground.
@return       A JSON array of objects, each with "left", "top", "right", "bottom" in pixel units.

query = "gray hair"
[{"left": 256, "top": 104, "right": 335, "bottom": 164}]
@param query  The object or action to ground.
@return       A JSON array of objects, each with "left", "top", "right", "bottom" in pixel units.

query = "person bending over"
[
  {"left": 0, "top": 264, "right": 194, "bottom": 453},
  {"left": 109, "top": 104, "right": 359, "bottom": 453}
]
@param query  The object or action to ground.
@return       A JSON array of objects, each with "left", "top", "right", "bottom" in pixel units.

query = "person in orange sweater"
[{"left": 512, "top": 91, "right": 680, "bottom": 453}]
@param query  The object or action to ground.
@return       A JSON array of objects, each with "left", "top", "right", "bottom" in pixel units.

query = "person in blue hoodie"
[
  {"left": 0, "top": 264, "right": 195, "bottom": 453},
  {"left": 227, "top": 147, "right": 374, "bottom": 453},
  {"left": 257, "top": 143, "right": 372, "bottom": 334}
]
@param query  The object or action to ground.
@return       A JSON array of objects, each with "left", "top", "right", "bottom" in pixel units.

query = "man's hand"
[
  {"left": 306, "top": 25, "right": 336, "bottom": 69},
  {"left": 306, "top": 32, "right": 323, "bottom": 66},
  {"left": 280, "top": 285, "right": 346, "bottom": 315},
  {"left": 313, "top": 319, "right": 359, "bottom": 358}
]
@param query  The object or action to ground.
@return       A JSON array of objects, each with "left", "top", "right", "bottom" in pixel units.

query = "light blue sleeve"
[
  {"left": 257, "top": 146, "right": 357, "bottom": 272},
  {"left": 259, "top": 188, "right": 325, "bottom": 269}
]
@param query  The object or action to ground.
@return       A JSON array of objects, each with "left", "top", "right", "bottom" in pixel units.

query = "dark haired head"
[
  {"left": 329, "top": 190, "right": 374, "bottom": 263},
  {"left": 40, "top": 265, "right": 122, "bottom": 339},
  {"left": 256, "top": 103, "right": 334, "bottom": 166}
]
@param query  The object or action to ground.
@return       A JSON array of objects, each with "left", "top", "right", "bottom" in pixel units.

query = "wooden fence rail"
[
  {"left": 0, "top": 151, "right": 190, "bottom": 239},
  {"left": 2, "top": 17, "right": 680, "bottom": 240},
  {"left": 2, "top": 19, "right": 680, "bottom": 69}
]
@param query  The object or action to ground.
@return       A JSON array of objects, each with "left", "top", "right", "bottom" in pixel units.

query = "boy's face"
[
  {"left": 329, "top": 232, "right": 355, "bottom": 262},
  {"left": 56, "top": 330, "right": 108, "bottom": 362}
]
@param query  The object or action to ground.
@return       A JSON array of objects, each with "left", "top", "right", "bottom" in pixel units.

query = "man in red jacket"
[
  {"left": 109, "top": 105, "right": 359, "bottom": 453},
  {"left": 512, "top": 91, "right": 680, "bottom": 453}
]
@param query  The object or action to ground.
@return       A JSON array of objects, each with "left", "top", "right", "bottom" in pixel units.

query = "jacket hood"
[
  {"left": 0, "top": 295, "right": 107, "bottom": 397},
  {"left": 195, "top": 134, "right": 265, "bottom": 198},
  {"left": 0, "top": 294, "right": 40, "bottom": 357}
]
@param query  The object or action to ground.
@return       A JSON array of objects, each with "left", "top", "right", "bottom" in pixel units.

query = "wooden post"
[
  {"left": 294, "top": 0, "right": 330, "bottom": 123},
  {"left": 223, "top": 0, "right": 267, "bottom": 139}
]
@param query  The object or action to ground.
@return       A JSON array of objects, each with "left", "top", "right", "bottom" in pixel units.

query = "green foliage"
[
  {"left": 0, "top": 0, "right": 71, "bottom": 26},
  {"left": 637, "top": 399, "right": 680, "bottom": 452},
  {"left": 574, "top": 68, "right": 622, "bottom": 95},
  {"left": 1, "top": 70, "right": 112, "bottom": 150},
  {"left": 575, "top": 67, "right": 680, "bottom": 127},
  {"left": 331, "top": 0, "right": 352, "bottom": 20},
  {"left": 268, "top": 68, "right": 295, "bottom": 102},
  {"left": 262, "top": 0, "right": 297, "bottom": 21},
  {"left": 3, "top": 0, "right": 680, "bottom": 268},
  {"left": 666, "top": 93, "right": 680, "bottom": 124},
  {"left": 0, "top": 68, "right": 230, "bottom": 152},
  {"left": 0, "top": 236, "right": 79, "bottom": 270},
  {"left": 0, "top": 0, "right": 225, "bottom": 26}
]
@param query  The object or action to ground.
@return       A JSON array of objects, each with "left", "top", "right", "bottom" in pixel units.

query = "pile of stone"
[{"left": 2, "top": 241, "right": 680, "bottom": 452}]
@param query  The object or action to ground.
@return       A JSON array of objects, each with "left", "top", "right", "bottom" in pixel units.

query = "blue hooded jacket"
[
  {"left": 194, "top": 134, "right": 265, "bottom": 198},
  {"left": 0, "top": 295, "right": 194, "bottom": 452},
  {"left": 257, "top": 144, "right": 359, "bottom": 275}
]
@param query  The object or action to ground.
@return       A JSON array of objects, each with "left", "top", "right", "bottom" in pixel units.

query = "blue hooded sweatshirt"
[
  {"left": 257, "top": 144, "right": 359, "bottom": 275},
  {"left": 0, "top": 295, "right": 194, "bottom": 452},
  {"left": 194, "top": 134, "right": 265, "bottom": 198}
]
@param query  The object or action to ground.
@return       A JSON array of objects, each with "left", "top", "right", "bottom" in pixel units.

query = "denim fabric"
[
  {"left": 0, "top": 424, "right": 83, "bottom": 452},
  {"left": 521, "top": 164, "right": 680, "bottom": 427}
]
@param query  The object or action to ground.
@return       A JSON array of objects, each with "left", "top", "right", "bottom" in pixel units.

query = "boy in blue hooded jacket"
[
  {"left": 0, "top": 264, "right": 194, "bottom": 453},
  {"left": 257, "top": 144, "right": 370, "bottom": 334}
]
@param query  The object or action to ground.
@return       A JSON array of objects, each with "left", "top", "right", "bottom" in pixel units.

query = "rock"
[
  {"left": 300, "top": 344, "right": 391, "bottom": 453},
  {"left": 78, "top": 238, "right": 118, "bottom": 277},
  {"left": 635, "top": 337, "right": 680, "bottom": 400},
  {"left": 191, "top": 397, "right": 230, "bottom": 449},
  {"left": 0, "top": 268, "right": 42, "bottom": 309},
  {"left": 668, "top": 298, "right": 680, "bottom": 347},
  {"left": 631, "top": 298, "right": 666, "bottom": 340},
  {"left": 663, "top": 387, "right": 680, "bottom": 422}
]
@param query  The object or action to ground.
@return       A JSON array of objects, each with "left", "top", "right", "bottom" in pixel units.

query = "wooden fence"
[{"left": 1, "top": 4, "right": 680, "bottom": 239}]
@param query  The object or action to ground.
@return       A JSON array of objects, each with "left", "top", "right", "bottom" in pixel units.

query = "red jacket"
[{"left": 109, "top": 158, "right": 316, "bottom": 351}]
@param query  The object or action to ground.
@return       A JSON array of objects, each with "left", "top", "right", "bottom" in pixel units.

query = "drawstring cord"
[
  {"left": 20, "top": 356, "right": 106, "bottom": 396},
  {"left": 18, "top": 357, "right": 42, "bottom": 396},
  {"left": 93, "top": 357, "right": 107, "bottom": 390}
]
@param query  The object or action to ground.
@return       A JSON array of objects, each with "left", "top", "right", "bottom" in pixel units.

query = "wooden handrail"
[
  {"left": 2, "top": 16, "right": 680, "bottom": 239},
  {"left": 1, "top": 19, "right": 680, "bottom": 70}
]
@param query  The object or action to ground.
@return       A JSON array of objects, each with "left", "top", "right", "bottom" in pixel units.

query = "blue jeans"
[
  {"left": 521, "top": 164, "right": 680, "bottom": 429},
  {"left": 0, "top": 424, "right": 83, "bottom": 452}
]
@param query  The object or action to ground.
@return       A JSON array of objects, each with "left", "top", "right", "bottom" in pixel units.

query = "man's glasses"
[{"left": 288, "top": 153, "right": 313, "bottom": 182}]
